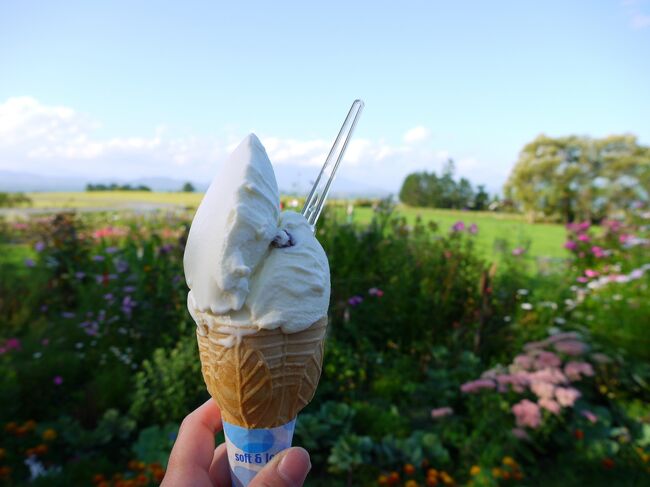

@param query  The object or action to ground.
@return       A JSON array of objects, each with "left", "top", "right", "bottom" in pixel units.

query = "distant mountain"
[{"left": 0, "top": 168, "right": 392, "bottom": 198}]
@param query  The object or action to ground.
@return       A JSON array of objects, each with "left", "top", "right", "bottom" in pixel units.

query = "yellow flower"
[
  {"left": 42, "top": 429, "right": 57, "bottom": 441},
  {"left": 405, "top": 481, "right": 419, "bottom": 487},
  {"left": 439, "top": 471, "right": 454, "bottom": 485},
  {"left": 469, "top": 465, "right": 481, "bottom": 476},
  {"left": 491, "top": 467, "right": 502, "bottom": 478},
  {"left": 502, "top": 456, "right": 517, "bottom": 467}
]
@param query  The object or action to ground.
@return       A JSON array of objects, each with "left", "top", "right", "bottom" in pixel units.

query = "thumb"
[{"left": 249, "top": 447, "right": 311, "bottom": 487}]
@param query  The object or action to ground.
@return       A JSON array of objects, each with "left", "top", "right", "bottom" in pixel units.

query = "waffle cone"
[{"left": 196, "top": 316, "right": 327, "bottom": 429}]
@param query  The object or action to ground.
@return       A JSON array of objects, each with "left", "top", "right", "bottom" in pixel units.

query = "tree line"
[
  {"left": 399, "top": 160, "right": 491, "bottom": 210},
  {"left": 398, "top": 134, "right": 650, "bottom": 222},
  {"left": 86, "top": 183, "right": 152, "bottom": 192}
]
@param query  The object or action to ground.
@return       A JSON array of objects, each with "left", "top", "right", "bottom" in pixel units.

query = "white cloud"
[
  {"left": 622, "top": 0, "right": 650, "bottom": 28},
  {"left": 0, "top": 97, "right": 503, "bottom": 193},
  {"left": 402, "top": 125, "right": 430, "bottom": 143}
]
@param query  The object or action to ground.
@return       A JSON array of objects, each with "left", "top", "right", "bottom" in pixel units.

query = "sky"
[{"left": 1, "top": 0, "right": 650, "bottom": 194}]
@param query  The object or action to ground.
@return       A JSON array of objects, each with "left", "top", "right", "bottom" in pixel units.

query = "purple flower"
[
  {"left": 6, "top": 338, "right": 21, "bottom": 350},
  {"left": 431, "top": 407, "right": 454, "bottom": 419},
  {"left": 468, "top": 223, "right": 478, "bottom": 234},
  {"left": 347, "top": 295, "right": 363, "bottom": 306},
  {"left": 75, "top": 272, "right": 86, "bottom": 280},
  {"left": 160, "top": 243, "right": 174, "bottom": 254},
  {"left": 368, "top": 287, "right": 384, "bottom": 297},
  {"left": 92, "top": 255, "right": 105, "bottom": 262},
  {"left": 512, "top": 247, "right": 525, "bottom": 256},
  {"left": 53, "top": 376, "right": 63, "bottom": 385},
  {"left": 115, "top": 259, "right": 129, "bottom": 273},
  {"left": 103, "top": 293, "right": 114, "bottom": 301},
  {"left": 34, "top": 241, "right": 46, "bottom": 252},
  {"left": 123, "top": 285, "right": 136, "bottom": 293},
  {"left": 121, "top": 296, "right": 136, "bottom": 317},
  {"left": 24, "top": 258, "right": 36, "bottom": 268},
  {"left": 61, "top": 312, "right": 76, "bottom": 319},
  {"left": 460, "top": 379, "right": 495, "bottom": 393},
  {"left": 105, "top": 246, "right": 119, "bottom": 254},
  {"left": 451, "top": 221, "right": 465, "bottom": 232}
]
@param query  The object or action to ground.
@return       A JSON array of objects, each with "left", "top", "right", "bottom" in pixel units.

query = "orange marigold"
[
  {"left": 405, "top": 480, "right": 419, "bottom": 487},
  {"left": 23, "top": 420, "right": 37, "bottom": 431},
  {"left": 404, "top": 464, "right": 416, "bottom": 476},
  {"left": 42, "top": 429, "right": 57, "bottom": 441},
  {"left": 388, "top": 471, "right": 400, "bottom": 484},
  {"left": 469, "top": 465, "right": 481, "bottom": 476},
  {"left": 378, "top": 474, "right": 389, "bottom": 485}
]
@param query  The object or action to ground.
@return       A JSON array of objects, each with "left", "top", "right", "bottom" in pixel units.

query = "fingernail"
[{"left": 278, "top": 447, "right": 311, "bottom": 486}]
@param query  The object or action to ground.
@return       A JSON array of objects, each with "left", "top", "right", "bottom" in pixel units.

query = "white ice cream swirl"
[{"left": 183, "top": 134, "right": 330, "bottom": 337}]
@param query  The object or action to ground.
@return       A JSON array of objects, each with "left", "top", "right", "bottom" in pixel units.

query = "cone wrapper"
[{"left": 222, "top": 418, "right": 296, "bottom": 487}]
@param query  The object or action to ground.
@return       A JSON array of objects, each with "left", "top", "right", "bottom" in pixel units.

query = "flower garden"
[{"left": 1, "top": 202, "right": 649, "bottom": 486}]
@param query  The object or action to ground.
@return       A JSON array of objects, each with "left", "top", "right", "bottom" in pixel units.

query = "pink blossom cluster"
[
  {"left": 92, "top": 226, "right": 128, "bottom": 239},
  {"left": 460, "top": 332, "right": 601, "bottom": 430},
  {"left": 0, "top": 337, "right": 21, "bottom": 355}
]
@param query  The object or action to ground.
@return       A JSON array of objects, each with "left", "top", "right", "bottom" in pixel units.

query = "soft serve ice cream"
[{"left": 184, "top": 134, "right": 330, "bottom": 342}]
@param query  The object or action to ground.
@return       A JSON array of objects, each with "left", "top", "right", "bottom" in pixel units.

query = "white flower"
[{"left": 521, "top": 303, "right": 533, "bottom": 310}]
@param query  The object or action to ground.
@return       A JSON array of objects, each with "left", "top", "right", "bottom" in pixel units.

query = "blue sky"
[{"left": 1, "top": 0, "right": 649, "bottom": 193}]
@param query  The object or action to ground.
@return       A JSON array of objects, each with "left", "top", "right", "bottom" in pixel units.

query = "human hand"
[{"left": 161, "top": 399, "right": 311, "bottom": 487}]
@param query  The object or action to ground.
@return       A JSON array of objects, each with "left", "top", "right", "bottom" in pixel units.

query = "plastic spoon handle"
[{"left": 302, "top": 99, "right": 364, "bottom": 231}]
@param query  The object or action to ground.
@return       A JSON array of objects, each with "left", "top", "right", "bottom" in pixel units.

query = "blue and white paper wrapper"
[{"left": 222, "top": 418, "right": 296, "bottom": 487}]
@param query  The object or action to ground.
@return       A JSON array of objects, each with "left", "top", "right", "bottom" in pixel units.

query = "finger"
[
  {"left": 249, "top": 447, "right": 311, "bottom": 487},
  {"left": 209, "top": 443, "right": 231, "bottom": 487},
  {"left": 164, "top": 399, "right": 223, "bottom": 484}
]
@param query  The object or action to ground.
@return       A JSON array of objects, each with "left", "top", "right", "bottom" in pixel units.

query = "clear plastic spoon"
[{"left": 301, "top": 99, "right": 364, "bottom": 231}]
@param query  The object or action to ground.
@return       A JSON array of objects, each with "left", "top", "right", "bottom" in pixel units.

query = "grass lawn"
[
  {"left": 26, "top": 191, "right": 203, "bottom": 208},
  {"left": 20, "top": 193, "right": 568, "bottom": 261},
  {"left": 350, "top": 205, "right": 568, "bottom": 261}
]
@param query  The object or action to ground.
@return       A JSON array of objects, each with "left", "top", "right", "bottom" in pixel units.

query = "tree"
[
  {"left": 504, "top": 134, "right": 650, "bottom": 223},
  {"left": 473, "top": 185, "right": 490, "bottom": 211},
  {"left": 181, "top": 182, "right": 195, "bottom": 192}
]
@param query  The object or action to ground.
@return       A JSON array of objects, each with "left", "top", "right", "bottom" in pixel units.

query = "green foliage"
[
  {"left": 130, "top": 334, "right": 207, "bottom": 425},
  {"left": 131, "top": 424, "right": 179, "bottom": 467},
  {"left": 0, "top": 192, "right": 32, "bottom": 207},
  {"left": 399, "top": 160, "right": 489, "bottom": 210},
  {"left": 504, "top": 134, "right": 650, "bottom": 222}
]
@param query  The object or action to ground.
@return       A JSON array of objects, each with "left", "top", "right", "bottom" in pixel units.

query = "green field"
[
  {"left": 26, "top": 191, "right": 203, "bottom": 208},
  {"left": 20, "top": 192, "right": 567, "bottom": 261}
]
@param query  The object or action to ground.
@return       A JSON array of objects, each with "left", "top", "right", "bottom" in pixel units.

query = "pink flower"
[
  {"left": 529, "top": 367, "right": 568, "bottom": 385},
  {"left": 564, "top": 240, "right": 578, "bottom": 251},
  {"left": 513, "top": 354, "right": 534, "bottom": 370},
  {"left": 576, "top": 277, "right": 589, "bottom": 283},
  {"left": 591, "top": 246, "right": 605, "bottom": 258},
  {"left": 555, "top": 387, "right": 581, "bottom": 407},
  {"left": 591, "top": 353, "right": 611, "bottom": 364},
  {"left": 53, "top": 376, "right": 63, "bottom": 386},
  {"left": 512, "top": 399, "right": 542, "bottom": 429},
  {"left": 468, "top": 223, "right": 478, "bottom": 234},
  {"left": 496, "top": 373, "right": 529, "bottom": 393},
  {"left": 619, "top": 233, "right": 632, "bottom": 244},
  {"left": 584, "top": 269, "right": 599, "bottom": 278},
  {"left": 6, "top": 338, "right": 21, "bottom": 350},
  {"left": 554, "top": 340, "right": 588, "bottom": 356},
  {"left": 431, "top": 407, "right": 454, "bottom": 419},
  {"left": 539, "top": 398, "right": 562, "bottom": 415},
  {"left": 531, "top": 381, "right": 555, "bottom": 399},
  {"left": 578, "top": 234, "right": 590, "bottom": 242},
  {"left": 578, "top": 221, "right": 591, "bottom": 232},
  {"left": 368, "top": 287, "right": 384, "bottom": 297},
  {"left": 511, "top": 428, "right": 531, "bottom": 440},
  {"left": 460, "top": 379, "right": 495, "bottom": 393},
  {"left": 581, "top": 410, "right": 598, "bottom": 423},
  {"left": 451, "top": 221, "right": 465, "bottom": 232},
  {"left": 534, "top": 351, "right": 561, "bottom": 369},
  {"left": 564, "top": 361, "right": 594, "bottom": 381}
]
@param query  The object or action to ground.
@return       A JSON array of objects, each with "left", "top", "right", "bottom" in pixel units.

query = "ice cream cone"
[{"left": 196, "top": 316, "right": 327, "bottom": 429}]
